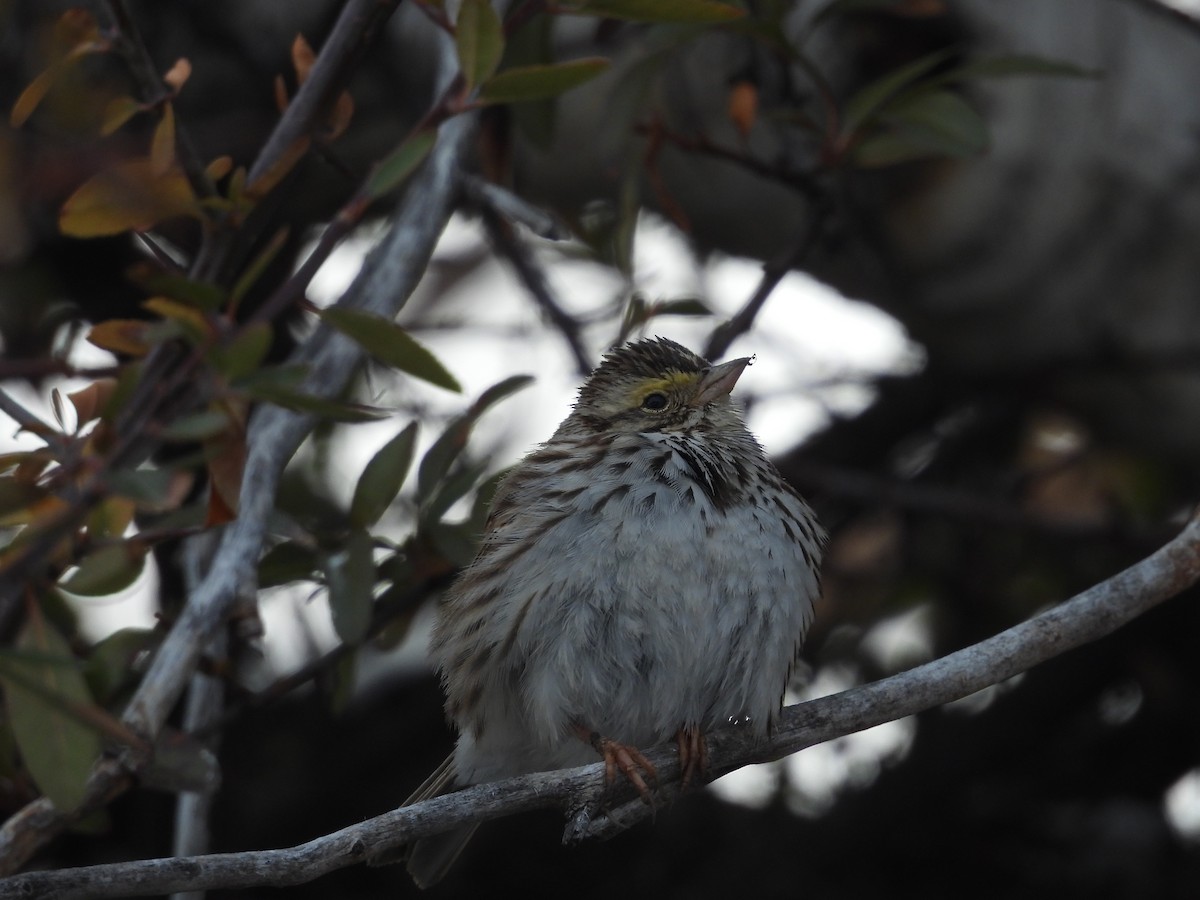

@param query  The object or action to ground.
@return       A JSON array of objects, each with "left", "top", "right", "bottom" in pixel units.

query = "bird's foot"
[
  {"left": 676, "top": 726, "right": 710, "bottom": 790},
  {"left": 574, "top": 724, "right": 658, "bottom": 803}
]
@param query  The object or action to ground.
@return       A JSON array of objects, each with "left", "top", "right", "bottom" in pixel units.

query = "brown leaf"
[
  {"left": 205, "top": 480, "right": 237, "bottom": 526},
  {"left": 206, "top": 155, "right": 233, "bottom": 182},
  {"left": 243, "top": 137, "right": 310, "bottom": 200},
  {"left": 53, "top": 9, "right": 100, "bottom": 48},
  {"left": 728, "top": 80, "right": 758, "bottom": 139},
  {"left": 273, "top": 74, "right": 289, "bottom": 113},
  {"left": 142, "top": 296, "right": 212, "bottom": 341},
  {"left": 326, "top": 91, "right": 354, "bottom": 142},
  {"left": 205, "top": 406, "right": 247, "bottom": 520},
  {"left": 100, "top": 95, "right": 142, "bottom": 136},
  {"left": 67, "top": 379, "right": 118, "bottom": 425},
  {"left": 291, "top": 33, "right": 316, "bottom": 85},
  {"left": 86, "top": 319, "right": 152, "bottom": 356},
  {"left": 150, "top": 105, "right": 176, "bottom": 176},
  {"left": 59, "top": 158, "right": 198, "bottom": 237},
  {"left": 10, "top": 66, "right": 59, "bottom": 128}
]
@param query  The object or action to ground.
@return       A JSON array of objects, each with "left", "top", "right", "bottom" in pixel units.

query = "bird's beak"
[{"left": 694, "top": 357, "right": 751, "bottom": 405}]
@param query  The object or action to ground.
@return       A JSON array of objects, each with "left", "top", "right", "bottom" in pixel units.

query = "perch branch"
[{"left": 5, "top": 506, "right": 1197, "bottom": 898}]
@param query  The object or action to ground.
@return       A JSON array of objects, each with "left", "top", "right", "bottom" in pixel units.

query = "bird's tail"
[
  {"left": 406, "top": 821, "right": 480, "bottom": 889},
  {"left": 369, "top": 754, "right": 479, "bottom": 888}
]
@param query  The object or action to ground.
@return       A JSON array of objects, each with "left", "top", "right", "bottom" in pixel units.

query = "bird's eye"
[{"left": 641, "top": 392, "right": 668, "bottom": 411}]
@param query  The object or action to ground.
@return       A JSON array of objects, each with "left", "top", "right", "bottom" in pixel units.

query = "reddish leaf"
[
  {"left": 728, "top": 80, "right": 758, "bottom": 139},
  {"left": 292, "top": 33, "right": 317, "bottom": 85},
  {"left": 67, "top": 379, "right": 118, "bottom": 425}
]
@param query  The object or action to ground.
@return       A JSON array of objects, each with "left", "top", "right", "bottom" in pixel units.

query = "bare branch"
[
  {"left": 0, "top": 388, "right": 59, "bottom": 444},
  {"left": 479, "top": 203, "right": 593, "bottom": 375},
  {"left": 4, "top": 508, "right": 1196, "bottom": 898},
  {"left": 705, "top": 195, "right": 831, "bottom": 360}
]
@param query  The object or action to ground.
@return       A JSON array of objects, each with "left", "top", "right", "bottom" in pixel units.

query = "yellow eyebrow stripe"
[{"left": 632, "top": 372, "right": 699, "bottom": 401}]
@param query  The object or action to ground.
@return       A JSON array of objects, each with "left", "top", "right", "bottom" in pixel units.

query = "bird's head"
[{"left": 567, "top": 337, "right": 751, "bottom": 436}]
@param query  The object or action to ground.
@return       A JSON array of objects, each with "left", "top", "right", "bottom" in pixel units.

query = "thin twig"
[
  {"left": 3, "top": 507, "right": 1197, "bottom": 898},
  {"left": 190, "top": 567, "right": 456, "bottom": 742},
  {"left": 783, "top": 457, "right": 1171, "bottom": 546},
  {"left": 705, "top": 194, "right": 831, "bottom": 360},
  {"left": 169, "top": 534, "right": 228, "bottom": 900},
  {"left": 0, "top": 389, "right": 60, "bottom": 443},
  {"left": 635, "top": 122, "right": 826, "bottom": 203},
  {"left": 100, "top": 0, "right": 217, "bottom": 201},
  {"left": 480, "top": 206, "right": 592, "bottom": 375}
]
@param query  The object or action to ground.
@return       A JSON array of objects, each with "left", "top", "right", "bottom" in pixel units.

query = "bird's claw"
[
  {"left": 676, "top": 726, "right": 710, "bottom": 790},
  {"left": 575, "top": 724, "right": 658, "bottom": 804}
]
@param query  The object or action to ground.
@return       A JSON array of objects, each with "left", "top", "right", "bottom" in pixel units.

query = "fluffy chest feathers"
[{"left": 434, "top": 430, "right": 822, "bottom": 778}]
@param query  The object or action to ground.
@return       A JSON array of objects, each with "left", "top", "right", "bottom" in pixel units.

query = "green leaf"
[
  {"left": 422, "top": 460, "right": 488, "bottom": 527},
  {"left": 350, "top": 422, "right": 418, "bottom": 528},
  {"left": 159, "top": 408, "right": 234, "bottom": 442},
  {"left": 258, "top": 540, "right": 319, "bottom": 589},
  {"left": 843, "top": 47, "right": 957, "bottom": 132},
  {"left": 317, "top": 308, "right": 461, "bottom": 392},
  {"left": 325, "top": 649, "right": 358, "bottom": 715},
  {"left": 60, "top": 543, "right": 147, "bottom": 597},
  {"left": 209, "top": 322, "right": 274, "bottom": 382},
  {"left": 229, "top": 227, "right": 290, "bottom": 313},
  {"left": 457, "top": 0, "right": 505, "bottom": 90},
  {"left": 855, "top": 90, "right": 988, "bottom": 167},
  {"left": 324, "top": 529, "right": 375, "bottom": 645},
  {"left": 480, "top": 58, "right": 610, "bottom": 105},
  {"left": 0, "top": 477, "right": 44, "bottom": 518},
  {"left": 243, "top": 383, "right": 391, "bottom": 422},
  {"left": 426, "top": 521, "right": 482, "bottom": 568},
  {"left": 570, "top": 0, "right": 746, "bottom": 23},
  {"left": 233, "top": 363, "right": 308, "bottom": 392},
  {"left": 101, "top": 359, "right": 144, "bottom": 421},
  {"left": 947, "top": 54, "right": 1101, "bottom": 82},
  {"left": 107, "top": 467, "right": 177, "bottom": 508},
  {"left": 470, "top": 465, "right": 512, "bottom": 531},
  {"left": 83, "top": 628, "right": 155, "bottom": 704},
  {"left": 363, "top": 128, "right": 439, "bottom": 200},
  {"left": 0, "top": 610, "right": 103, "bottom": 811},
  {"left": 654, "top": 296, "right": 712, "bottom": 317},
  {"left": 502, "top": 13, "right": 558, "bottom": 148},
  {"left": 137, "top": 273, "right": 226, "bottom": 311},
  {"left": 416, "top": 375, "right": 533, "bottom": 506}
]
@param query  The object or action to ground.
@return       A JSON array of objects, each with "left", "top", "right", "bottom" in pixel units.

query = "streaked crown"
[{"left": 566, "top": 337, "right": 751, "bottom": 435}]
